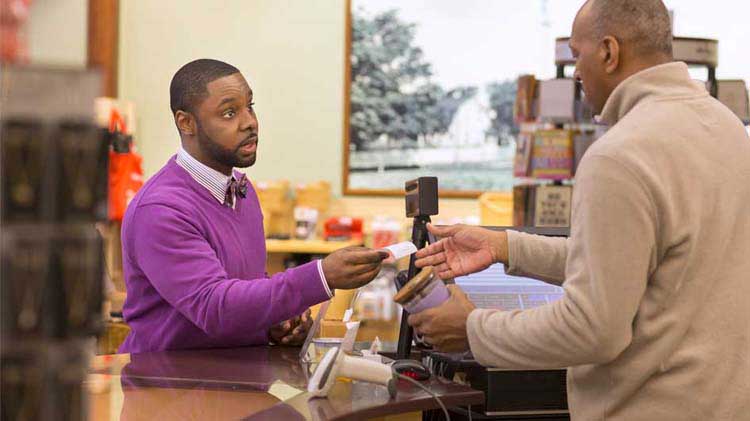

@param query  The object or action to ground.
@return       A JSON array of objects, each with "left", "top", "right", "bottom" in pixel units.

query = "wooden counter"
[{"left": 86, "top": 346, "right": 483, "bottom": 420}]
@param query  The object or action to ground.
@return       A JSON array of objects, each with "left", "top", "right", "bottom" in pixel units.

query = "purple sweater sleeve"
[{"left": 128, "top": 204, "right": 330, "bottom": 344}]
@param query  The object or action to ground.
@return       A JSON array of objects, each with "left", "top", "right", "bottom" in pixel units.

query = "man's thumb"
[{"left": 427, "top": 223, "right": 460, "bottom": 238}]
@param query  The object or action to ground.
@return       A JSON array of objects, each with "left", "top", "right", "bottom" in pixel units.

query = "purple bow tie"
[{"left": 224, "top": 174, "right": 248, "bottom": 207}]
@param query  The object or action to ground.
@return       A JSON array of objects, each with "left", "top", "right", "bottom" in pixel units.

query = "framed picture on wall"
[{"left": 343, "top": 0, "right": 521, "bottom": 197}]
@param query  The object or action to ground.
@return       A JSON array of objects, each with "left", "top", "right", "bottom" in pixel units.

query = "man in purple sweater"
[{"left": 119, "top": 59, "right": 387, "bottom": 353}]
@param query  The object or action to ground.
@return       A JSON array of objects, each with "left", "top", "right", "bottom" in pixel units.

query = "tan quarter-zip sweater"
[{"left": 466, "top": 62, "right": 750, "bottom": 420}]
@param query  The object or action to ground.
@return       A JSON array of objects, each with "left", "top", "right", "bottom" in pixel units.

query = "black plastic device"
[{"left": 396, "top": 177, "right": 439, "bottom": 359}]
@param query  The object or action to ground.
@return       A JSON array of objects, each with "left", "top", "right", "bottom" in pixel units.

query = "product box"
[{"left": 530, "top": 130, "right": 574, "bottom": 180}]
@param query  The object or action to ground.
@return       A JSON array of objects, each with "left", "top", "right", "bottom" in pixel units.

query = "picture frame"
[{"left": 343, "top": 0, "right": 520, "bottom": 197}]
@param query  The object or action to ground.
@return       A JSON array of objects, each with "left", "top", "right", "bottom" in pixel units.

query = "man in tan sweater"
[{"left": 409, "top": 0, "right": 750, "bottom": 419}]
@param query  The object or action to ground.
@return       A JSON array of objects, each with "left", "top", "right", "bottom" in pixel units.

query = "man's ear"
[
  {"left": 600, "top": 35, "right": 621, "bottom": 74},
  {"left": 175, "top": 110, "right": 196, "bottom": 136}
]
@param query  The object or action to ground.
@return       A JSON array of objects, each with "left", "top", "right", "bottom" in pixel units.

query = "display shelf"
[
  {"left": 555, "top": 36, "right": 718, "bottom": 68},
  {"left": 519, "top": 121, "right": 601, "bottom": 133},
  {"left": 555, "top": 36, "right": 719, "bottom": 95},
  {"left": 514, "top": 177, "right": 574, "bottom": 185}
]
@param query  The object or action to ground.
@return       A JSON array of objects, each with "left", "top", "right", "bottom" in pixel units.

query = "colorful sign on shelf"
[{"left": 531, "top": 130, "right": 574, "bottom": 180}]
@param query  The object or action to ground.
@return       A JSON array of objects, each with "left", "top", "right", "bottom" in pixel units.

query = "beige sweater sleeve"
[
  {"left": 467, "top": 154, "right": 657, "bottom": 369},
  {"left": 506, "top": 230, "right": 568, "bottom": 286}
]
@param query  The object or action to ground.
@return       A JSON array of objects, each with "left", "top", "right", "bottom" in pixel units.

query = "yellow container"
[
  {"left": 295, "top": 181, "right": 331, "bottom": 214},
  {"left": 256, "top": 180, "right": 294, "bottom": 238},
  {"left": 256, "top": 180, "right": 289, "bottom": 212},
  {"left": 479, "top": 192, "right": 513, "bottom": 226},
  {"left": 294, "top": 181, "right": 331, "bottom": 237}
]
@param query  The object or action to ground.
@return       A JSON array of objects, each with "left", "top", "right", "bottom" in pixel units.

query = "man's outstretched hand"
[
  {"left": 415, "top": 224, "right": 508, "bottom": 279},
  {"left": 322, "top": 246, "right": 389, "bottom": 290}
]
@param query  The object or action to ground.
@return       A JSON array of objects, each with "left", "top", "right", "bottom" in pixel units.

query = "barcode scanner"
[{"left": 308, "top": 346, "right": 397, "bottom": 398}]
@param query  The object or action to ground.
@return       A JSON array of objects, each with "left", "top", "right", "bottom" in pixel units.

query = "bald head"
[
  {"left": 586, "top": 0, "right": 673, "bottom": 59},
  {"left": 570, "top": 0, "right": 674, "bottom": 114}
]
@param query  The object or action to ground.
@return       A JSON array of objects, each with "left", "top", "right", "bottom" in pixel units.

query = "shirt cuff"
[
  {"left": 504, "top": 230, "right": 522, "bottom": 276},
  {"left": 317, "top": 259, "right": 334, "bottom": 298}
]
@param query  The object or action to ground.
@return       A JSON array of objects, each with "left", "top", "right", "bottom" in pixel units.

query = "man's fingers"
[
  {"left": 301, "top": 321, "right": 312, "bottom": 332},
  {"left": 435, "top": 262, "right": 452, "bottom": 274},
  {"left": 437, "top": 271, "right": 455, "bottom": 281},
  {"left": 291, "top": 324, "right": 306, "bottom": 336},
  {"left": 291, "top": 314, "right": 311, "bottom": 336},
  {"left": 423, "top": 336, "right": 439, "bottom": 349},
  {"left": 408, "top": 308, "right": 438, "bottom": 331},
  {"left": 332, "top": 265, "right": 382, "bottom": 290},
  {"left": 282, "top": 325, "right": 309, "bottom": 345},
  {"left": 408, "top": 312, "right": 426, "bottom": 329},
  {"left": 381, "top": 253, "right": 396, "bottom": 265},
  {"left": 272, "top": 320, "right": 292, "bottom": 335},
  {"left": 342, "top": 246, "right": 369, "bottom": 252},
  {"left": 269, "top": 318, "right": 297, "bottom": 343},
  {"left": 415, "top": 240, "right": 445, "bottom": 259},
  {"left": 269, "top": 326, "right": 282, "bottom": 337},
  {"left": 354, "top": 265, "right": 381, "bottom": 284},
  {"left": 344, "top": 249, "right": 388, "bottom": 265},
  {"left": 341, "top": 266, "right": 381, "bottom": 289},
  {"left": 297, "top": 312, "right": 312, "bottom": 331},
  {"left": 350, "top": 261, "right": 383, "bottom": 276},
  {"left": 333, "top": 259, "right": 383, "bottom": 278},
  {"left": 414, "top": 252, "right": 446, "bottom": 268},
  {"left": 434, "top": 263, "right": 455, "bottom": 280}
]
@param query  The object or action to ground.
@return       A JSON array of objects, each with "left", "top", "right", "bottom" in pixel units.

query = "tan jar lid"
[{"left": 393, "top": 266, "right": 434, "bottom": 304}]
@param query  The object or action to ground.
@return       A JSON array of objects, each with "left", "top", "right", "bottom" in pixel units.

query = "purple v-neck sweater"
[{"left": 119, "top": 156, "right": 328, "bottom": 353}]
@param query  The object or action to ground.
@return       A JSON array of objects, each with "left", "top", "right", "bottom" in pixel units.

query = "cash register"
[
  {"left": 413, "top": 227, "right": 571, "bottom": 421},
  {"left": 393, "top": 179, "right": 569, "bottom": 420},
  {"left": 423, "top": 227, "right": 570, "bottom": 420}
]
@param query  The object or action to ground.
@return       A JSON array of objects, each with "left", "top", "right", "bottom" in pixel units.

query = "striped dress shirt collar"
[{"left": 175, "top": 147, "right": 234, "bottom": 205}]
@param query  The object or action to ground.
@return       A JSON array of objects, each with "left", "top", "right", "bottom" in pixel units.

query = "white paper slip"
[
  {"left": 341, "top": 321, "right": 361, "bottom": 352},
  {"left": 381, "top": 241, "right": 418, "bottom": 260}
]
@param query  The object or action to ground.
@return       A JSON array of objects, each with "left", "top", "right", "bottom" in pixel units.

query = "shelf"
[
  {"left": 518, "top": 121, "right": 602, "bottom": 132},
  {"left": 514, "top": 177, "right": 575, "bottom": 184},
  {"left": 555, "top": 36, "right": 718, "bottom": 68},
  {"left": 265, "top": 238, "right": 363, "bottom": 254}
]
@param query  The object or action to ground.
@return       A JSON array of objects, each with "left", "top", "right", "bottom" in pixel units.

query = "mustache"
[{"left": 239, "top": 134, "right": 258, "bottom": 147}]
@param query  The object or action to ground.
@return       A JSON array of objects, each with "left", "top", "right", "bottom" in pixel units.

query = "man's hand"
[
  {"left": 269, "top": 309, "right": 313, "bottom": 346},
  {"left": 408, "top": 285, "right": 477, "bottom": 353},
  {"left": 322, "top": 246, "right": 389, "bottom": 290},
  {"left": 415, "top": 224, "right": 508, "bottom": 279}
]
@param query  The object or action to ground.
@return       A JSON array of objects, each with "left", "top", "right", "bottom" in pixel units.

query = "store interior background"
[{"left": 27, "top": 0, "right": 750, "bottom": 222}]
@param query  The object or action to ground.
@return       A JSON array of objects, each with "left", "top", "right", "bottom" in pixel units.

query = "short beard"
[{"left": 195, "top": 119, "right": 256, "bottom": 170}]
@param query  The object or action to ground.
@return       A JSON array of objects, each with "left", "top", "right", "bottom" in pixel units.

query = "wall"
[
  {"left": 27, "top": 0, "right": 88, "bottom": 66},
  {"left": 119, "top": 1, "right": 346, "bottom": 189},
  {"left": 118, "top": 0, "right": 482, "bottom": 222}
]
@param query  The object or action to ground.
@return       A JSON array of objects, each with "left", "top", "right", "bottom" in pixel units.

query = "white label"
[
  {"left": 342, "top": 308, "right": 354, "bottom": 323},
  {"left": 341, "top": 321, "right": 361, "bottom": 352},
  {"left": 381, "top": 241, "right": 418, "bottom": 260}
]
